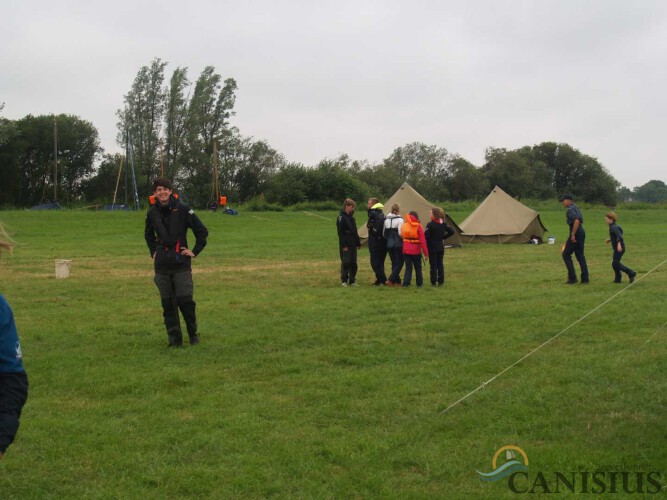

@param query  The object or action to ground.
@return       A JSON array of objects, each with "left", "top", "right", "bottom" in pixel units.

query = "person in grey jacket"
[
  {"left": 383, "top": 204, "right": 404, "bottom": 286},
  {"left": 605, "top": 212, "right": 637, "bottom": 283}
]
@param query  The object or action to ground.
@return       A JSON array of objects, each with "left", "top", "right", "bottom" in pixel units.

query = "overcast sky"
[{"left": 2, "top": 0, "right": 665, "bottom": 188}]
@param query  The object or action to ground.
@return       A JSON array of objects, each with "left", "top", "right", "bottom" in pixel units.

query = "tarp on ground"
[
  {"left": 357, "top": 182, "right": 463, "bottom": 247},
  {"left": 459, "top": 185, "right": 547, "bottom": 243},
  {"left": 31, "top": 202, "right": 61, "bottom": 210}
]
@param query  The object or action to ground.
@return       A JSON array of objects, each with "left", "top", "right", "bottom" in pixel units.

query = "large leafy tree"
[
  {"left": 633, "top": 180, "right": 667, "bottom": 203},
  {"left": 163, "top": 66, "right": 190, "bottom": 181},
  {"left": 80, "top": 153, "right": 124, "bottom": 204},
  {"left": 532, "top": 142, "right": 618, "bottom": 204},
  {"left": 0, "top": 114, "right": 100, "bottom": 207},
  {"left": 117, "top": 60, "right": 238, "bottom": 207},
  {"left": 117, "top": 58, "right": 168, "bottom": 194},
  {"left": 447, "top": 156, "right": 489, "bottom": 201},
  {"left": 380, "top": 142, "right": 452, "bottom": 200}
]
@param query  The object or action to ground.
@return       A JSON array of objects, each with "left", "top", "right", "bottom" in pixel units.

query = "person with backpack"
[
  {"left": 383, "top": 204, "right": 404, "bottom": 287},
  {"left": 366, "top": 197, "right": 387, "bottom": 285},
  {"left": 401, "top": 211, "right": 429, "bottom": 288},
  {"left": 424, "top": 207, "right": 455, "bottom": 286},
  {"left": 604, "top": 212, "right": 637, "bottom": 284},
  {"left": 145, "top": 177, "right": 208, "bottom": 347},
  {"left": 337, "top": 198, "right": 361, "bottom": 286}
]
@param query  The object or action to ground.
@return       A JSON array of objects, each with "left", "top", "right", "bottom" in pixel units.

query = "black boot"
[
  {"left": 162, "top": 298, "right": 183, "bottom": 347},
  {"left": 177, "top": 296, "right": 199, "bottom": 345}
]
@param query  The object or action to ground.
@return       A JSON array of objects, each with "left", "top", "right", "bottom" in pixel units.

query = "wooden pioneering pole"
[
  {"left": 213, "top": 139, "right": 220, "bottom": 204},
  {"left": 112, "top": 157, "right": 124, "bottom": 207},
  {"left": 53, "top": 117, "right": 58, "bottom": 202}
]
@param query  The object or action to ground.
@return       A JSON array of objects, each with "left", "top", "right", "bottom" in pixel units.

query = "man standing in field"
[
  {"left": 0, "top": 227, "right": 29, "bottom": 460},
  {"left": 560, "top": 194, "right": 589, "bottom": 284},
  {"left": 366, "top": 197, "right": 387, "bottom": 285},
  {"left": 337, "top": 198, "right": 361, "bottom": 286},
  {"left": 145, "top": 178, "right": 208, "bottom": 347}
]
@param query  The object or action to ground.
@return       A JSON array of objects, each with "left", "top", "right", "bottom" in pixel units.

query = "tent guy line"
[
  {"left": 302, "top": 211, "right": 334, "bottom": 221},
  {"left": 636, "top": 321, "right": 666, "bottom": 351},
  {"left": 440, "top": 257, "right": 667, "bottom": 415}
]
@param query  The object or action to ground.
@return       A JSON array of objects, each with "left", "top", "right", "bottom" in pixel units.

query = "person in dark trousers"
[
  {"left": 145, "top": 178, "right": 208, "bottom": 347},
  {"left": 424, "top": 207, "right": 455, "bottom": 286},
  {"left": 605, "top": 212, "right": 637, "bottom": 283},
  {"left": 384, "top": 204, "right": 404, "bottom": 287},
  {"left": 337, "top": 198, "right": 361, "bottom": 286},
  {"left": 560, "top": 194, "right": 589, "bottom": 284},
  {"left": 401, "top": 211, "right": 429, "bottom": 287},
  {"left": 366, "top": 197, "right": 387, "bottom": 285},
  {"left": 0, "top": 232, "right": 28, "bottom": 460}
]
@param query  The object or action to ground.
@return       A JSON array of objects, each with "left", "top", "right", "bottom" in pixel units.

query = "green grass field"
[{"left": 0, "top": 207, "right": 665, "bottom": 498}]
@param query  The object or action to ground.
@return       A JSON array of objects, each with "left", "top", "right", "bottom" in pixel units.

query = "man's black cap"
[{"left": 559, "top": 194, "right": 573, "bottom": 202}]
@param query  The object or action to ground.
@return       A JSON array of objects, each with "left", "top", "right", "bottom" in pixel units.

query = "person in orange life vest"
[
  {"left": 424, "top": 207, "right": 455, "bottom": 286},
  {"left": 401, "top": 211, "right": 429, "bottom": 287}
]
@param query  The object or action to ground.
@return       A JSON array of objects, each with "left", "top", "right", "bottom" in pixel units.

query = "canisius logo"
[{"left": 477, "top": 446, "right": 663, "bottom": 494}]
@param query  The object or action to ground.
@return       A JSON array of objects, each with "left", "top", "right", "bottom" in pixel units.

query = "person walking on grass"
[
  {"left": 0, "top": 226, "right": 29, "bottom": 460},
  {"left": 337, "top": 198, "right": 361, "bottom": 286},
  {"left": 366, "top": 197, "right": 387, "bottom": 285},
  {"left": 401, "top": 211, "right": 429, "bottom": 288},
  {"left": 560, "top": 194, "right": 589, "bottom": 284},
  {"left": 145, "top": 177, "right": 208, "bottom": 347},
  {"left": 424, "top": 207, "right": 455, "bottom": 286},
  {"left": 384, "top": 204, "right": 404, "bottom": 287},
  {"left": 605, "top": 212, "right": 637, "bottom": 284}
]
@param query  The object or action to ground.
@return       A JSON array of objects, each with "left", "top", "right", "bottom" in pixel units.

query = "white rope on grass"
[
  {"left": 440, "top": 257, "right": 667, "bottom": 414},
  {"left": 636, "top": 321, "right": 666, "bottom": 351},
  {"left": 302, "top": 211, "right": 334, "bottom": 221}
]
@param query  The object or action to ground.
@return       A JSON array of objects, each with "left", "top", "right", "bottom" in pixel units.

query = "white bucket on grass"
[
  {"left": 55, "top": 259, "right": 72, "bottom": 279},
  {"left": 547, "top": 236, "right": 556, "bottom": 245}
]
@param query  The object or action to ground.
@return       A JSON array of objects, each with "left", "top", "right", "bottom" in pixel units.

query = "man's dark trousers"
[
  {"left": 154, "top": 270, "right": 197, "bottom": 345},
  {"left": 368, "top": 237, "right": 387, "bottom": 284},
  {"left": 562, "top": 227, "right": 589, "bottom": 282}
]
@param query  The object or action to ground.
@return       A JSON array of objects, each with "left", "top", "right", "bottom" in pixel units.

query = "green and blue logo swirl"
[{"left": 476, "top": 445, "right": 529, "bottom": 482}]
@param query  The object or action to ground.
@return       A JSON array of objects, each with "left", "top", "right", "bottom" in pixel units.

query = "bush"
[
  {"left": 244, "top": 196, "right": 284, "bottom": 212},
  {"left": 290, "top": 201, "right": 340, "bottom": 212}
]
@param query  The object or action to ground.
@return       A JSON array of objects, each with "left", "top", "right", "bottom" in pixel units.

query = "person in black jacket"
[
  {"left": 0, "top": 232, "right": 28, "bottom": 460},
  {"left": 366, "top": 197, "right": 387, "bottom": 285},
  {"left": 336, "top": 198, "right": 361, "bottom": 286},
  {"left": 145, "top": 178, "right": 208, "bottom": 347},
  {"left": 605, "top": 212, "right": 637, "bottom": 283},
  {"left": 424, "top": 207, "right": 455, "bottom": 286}
]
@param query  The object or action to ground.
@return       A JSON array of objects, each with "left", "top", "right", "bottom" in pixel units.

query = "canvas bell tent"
[
  {"left": 358, "top": 182, "right": 464, "bottom": 246},
  {"left": 459, "top": 185, "right": 547, "bottom": 243}
]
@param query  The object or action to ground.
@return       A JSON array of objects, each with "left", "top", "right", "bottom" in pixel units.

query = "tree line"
[{"left": 1, "top": 60, "right": 665, "bottom": 208}]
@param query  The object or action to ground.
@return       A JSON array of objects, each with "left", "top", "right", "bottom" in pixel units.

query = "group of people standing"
[
  {"left": 336, "top": 197, "right": 455, "bottom": 288},
  {"left": 338, "top": 194, "right": 639, "bottom": 288}
]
